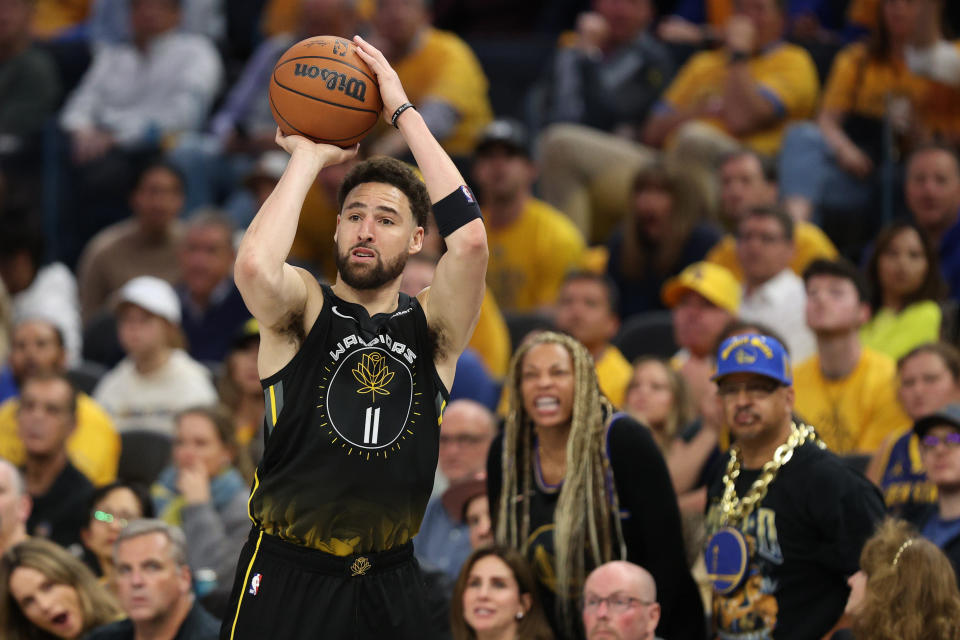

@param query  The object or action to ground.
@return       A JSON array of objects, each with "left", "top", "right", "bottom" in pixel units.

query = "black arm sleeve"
[{"left": 607, "top": 416, "right": 707, "bottom": 640}]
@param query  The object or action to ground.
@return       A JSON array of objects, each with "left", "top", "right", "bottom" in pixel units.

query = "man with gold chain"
[{"left": 704, "top": 333, "right": 884, "bottom": 639}]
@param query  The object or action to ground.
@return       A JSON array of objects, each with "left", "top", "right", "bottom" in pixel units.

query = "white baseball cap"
[{"left": 114, "top": 276, "right": 181, "bottom": 324}]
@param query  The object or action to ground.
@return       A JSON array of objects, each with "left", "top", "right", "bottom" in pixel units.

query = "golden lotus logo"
[
  {"left": 353, "top": 352, "right": 394, "bottom": 401},
  {"left": 350, "top": 556, "right": 371, "bottom": 576}
]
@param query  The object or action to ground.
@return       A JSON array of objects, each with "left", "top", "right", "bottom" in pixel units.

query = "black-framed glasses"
[
  {"left": 582, "top": 593, "right": 654, "bottom": 614},
  {"left": 921, "top": 432, "right": 960, "bottom": 450}
]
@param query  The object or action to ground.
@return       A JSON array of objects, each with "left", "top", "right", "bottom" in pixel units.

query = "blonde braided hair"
[{"left": 495, "top": 331, "right": 627, "bottom": 630}]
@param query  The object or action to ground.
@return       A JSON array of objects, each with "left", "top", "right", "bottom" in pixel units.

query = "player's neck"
[
  {"left": 331, "top": 279, "right": 401, "bottom": 316},
  {"left": 739, "top": 420, "right": 793, "bottom": 470},
  {"left": 939, "top": 485, "right": 960, "bottom": 520},
  {"left": 815, "top": 331, "right": 861, "bottom": 380}
]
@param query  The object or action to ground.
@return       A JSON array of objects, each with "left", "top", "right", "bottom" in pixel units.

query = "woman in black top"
[{"left": 487, "top": 331, "right": 704, "bottom": 639}]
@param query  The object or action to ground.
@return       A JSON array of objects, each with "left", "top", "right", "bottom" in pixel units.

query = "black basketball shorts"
[{"left": 221, "top": 528, "right": 434, "bottom": 640}]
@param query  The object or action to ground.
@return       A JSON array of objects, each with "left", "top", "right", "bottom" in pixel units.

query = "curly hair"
[
  {"left": 852, "top": 518, "right": 960, "bottom": 640},
  {"left": 0, "top": 539, "right": 124, "bottom": 639},
  {"left": 336, "top": 156, "right": 431, "bottom": 227},
  {"left": 495, "top": 331, "right": 626, "bottom": 633}
]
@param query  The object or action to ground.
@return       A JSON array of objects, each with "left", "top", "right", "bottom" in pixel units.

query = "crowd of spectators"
[{"left": 3, "top": 0, "right": 960, "bottom": 638}]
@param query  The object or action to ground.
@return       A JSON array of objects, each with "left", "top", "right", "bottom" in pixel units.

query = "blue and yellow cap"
[{"left": 713, "top": 333, "right": 792, "bottom": 385}]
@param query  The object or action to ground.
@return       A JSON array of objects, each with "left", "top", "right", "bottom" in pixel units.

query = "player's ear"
[
  {"left": 409, "top": 225, "right": 424, "bottom": 254},
  {"left": 334, "top": 215, "right": 341, "bottom": 243}
]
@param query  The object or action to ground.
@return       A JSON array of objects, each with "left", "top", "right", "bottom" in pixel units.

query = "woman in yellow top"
[
  {"left": 780, "top": 0, "right": 960, "bottom": 224},
  {"left": 861, "top": 222, "right": 946, "bottom": 360}
]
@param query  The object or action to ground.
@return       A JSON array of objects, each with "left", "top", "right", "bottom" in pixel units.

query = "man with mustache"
[
  {"left": 704, "top": 333, "right": 883, "bottom": 639},
  {"left": 221, "top": 36, "right": 488, "bottom": 640}
]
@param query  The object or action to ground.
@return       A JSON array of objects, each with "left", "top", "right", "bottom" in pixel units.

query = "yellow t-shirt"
[
  {"left": 661, "top": 43, "right": 819, "bottom": 154},
  {"left": 486, "top": 198, "right": 587, "bottom": 312},
  {"left": 596, "top": 346, "right": 633, "bottom": 409},
  {"left": 0, "top": 394, "right": 120, "bottom": 486},
  {"left": 469, "top": 290, "right": 511, "bottom": 380},
  {"left": 706, "top": 221, "right": 838, "bottom": 282},
  {"left": 382, "top": 29, "right": 492, "bottom": 157},
  {"left": 860, "top": 301, "right": 942, "bottom": 362},
  {"left": 793, "top": 347, "right": 911, "bottom": 455},
  {"left": 31, "top": 0, "right": 91, "bottom": 39},
  {"left": 823, "top": 42, "right": 960, "bottom": 137}
]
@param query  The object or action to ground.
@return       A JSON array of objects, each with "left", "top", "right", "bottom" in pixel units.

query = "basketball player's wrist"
[
  {"left": 390, "top": 102, "right": 416, "bottom": 128},
  {"left": 433, "top": 185, "right": 482, "bottom": 236}
]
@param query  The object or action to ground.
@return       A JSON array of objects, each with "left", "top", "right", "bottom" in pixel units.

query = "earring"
[{"left": 515, "top": 612, "right": 524, "bottom": 620}]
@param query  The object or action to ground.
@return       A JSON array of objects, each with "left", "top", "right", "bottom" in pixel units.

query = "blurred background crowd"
[{"left": 2, "top": 0, "right": 960, "bottom": 638}]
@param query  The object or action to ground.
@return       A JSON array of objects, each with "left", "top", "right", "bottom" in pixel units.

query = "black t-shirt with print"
[
  {"left": 488, "top": 414, "right": 705, "bottom": 640},
  {"left": 705, "top": 442, "right": 884, "bottom": 640}
]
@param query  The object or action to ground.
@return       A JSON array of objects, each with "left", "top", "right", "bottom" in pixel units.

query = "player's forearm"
[
  {"left": 236, "top": 150, "right": 320, "bottom": 288},
  {"left": 720, "top": 65, "right": 775, "bottom": 135},
  {"left": 394, "top": 107, "right": 465, "bottom": 202}
]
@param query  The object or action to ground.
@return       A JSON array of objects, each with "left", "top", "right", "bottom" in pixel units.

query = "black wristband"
[
  {"left": 390, "top": 102, "right": 416, "bottom": 128},
  {"left": 433, "top": 186, "right": 483, "bottom": 237}
]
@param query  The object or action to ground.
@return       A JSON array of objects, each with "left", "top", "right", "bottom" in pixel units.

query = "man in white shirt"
[
  {"left": 736, "top": 206, "right": 815, "bottom": 361},
  {"left": 60, "top": 0, "right": 223, "bottom": 162}
]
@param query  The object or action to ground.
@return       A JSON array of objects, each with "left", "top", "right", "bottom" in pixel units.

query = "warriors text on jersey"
[{"left": 249, "top": 285, "right": 447, "bottom": 556}]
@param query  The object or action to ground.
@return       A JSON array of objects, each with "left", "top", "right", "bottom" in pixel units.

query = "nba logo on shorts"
[{"left": 249, "top": 573, "right": 262, "bottom": 596}]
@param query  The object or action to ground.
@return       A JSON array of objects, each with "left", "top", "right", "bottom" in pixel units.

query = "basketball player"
[{"left": 221, "top": 36, "right": 488, "bottom": 639}]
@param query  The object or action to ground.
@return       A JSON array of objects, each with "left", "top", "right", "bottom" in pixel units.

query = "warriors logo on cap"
[{"left": 714, "top": 334, "right": 792, "bottom": 385}]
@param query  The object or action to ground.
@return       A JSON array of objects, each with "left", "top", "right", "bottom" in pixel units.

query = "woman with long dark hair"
[{"left": 488, "top": 331, "right": 704, "bottom": 639}]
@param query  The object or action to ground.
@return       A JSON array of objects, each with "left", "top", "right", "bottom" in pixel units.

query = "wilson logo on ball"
[{"left": 292, "top": 64, "right": 368, "bottom": 102}]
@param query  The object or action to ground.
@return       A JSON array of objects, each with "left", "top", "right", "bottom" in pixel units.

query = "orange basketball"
[{"left": 269, "top": 36, "right": 382, "bottom": 147}]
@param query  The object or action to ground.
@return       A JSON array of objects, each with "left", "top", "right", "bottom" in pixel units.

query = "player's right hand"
[{"left": 274, "top": 128, "right": 358, "bottom": 166}]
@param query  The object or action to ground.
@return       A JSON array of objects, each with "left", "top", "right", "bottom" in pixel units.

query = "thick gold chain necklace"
[{"left": 718, "top": 421, "right": 823, "bottom": 527}]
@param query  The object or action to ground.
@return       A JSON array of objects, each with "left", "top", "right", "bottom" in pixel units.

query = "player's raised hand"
[
  {"left": 274, "top": 128, "right": 358, "bottom": 166},
  {"left": 352, "top": 35, "right": 410, "bottom": 122}
]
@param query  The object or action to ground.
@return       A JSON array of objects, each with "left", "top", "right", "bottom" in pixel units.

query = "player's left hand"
[
  {"left": 353, "top": 35, "right": 411, "bottom": 122},
  {"left": 178, "top": 463, "right": 213, "bottom": 505}
]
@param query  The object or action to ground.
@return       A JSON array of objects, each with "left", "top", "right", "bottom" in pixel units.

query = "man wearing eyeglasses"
[
  {"left": 415, "top": 399, "right": 496, "bottom": 581},
  {"left": 910, "top": 403, "right": 960, "bottom": 585},
  {"left": 582, "top": 561, "right": 662, "bottom": 640}
]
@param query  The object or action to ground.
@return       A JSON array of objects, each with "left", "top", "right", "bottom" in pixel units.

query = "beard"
[{"left": 335, "top": 243, "right": 409, "bottom": 290}]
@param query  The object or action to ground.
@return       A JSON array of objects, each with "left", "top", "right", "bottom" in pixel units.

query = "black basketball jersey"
[{"left": 250, "top": 285, "right": 447, "bottom": 556}]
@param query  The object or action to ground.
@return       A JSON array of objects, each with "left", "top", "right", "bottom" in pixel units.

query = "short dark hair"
[
  {"left": 907, "top": 142, "right": 960, "bottom": 177},
  {"left": 866, "top": 221, "right": 946, "bottom": 311},
  {"left": 740, "top": 205, "right": 794, "bottom": 242},
  {"left": 720, "top": 149, "right": 778, "bottom": 184},
  {"left": 86, "top": 481, "right": 155, "bottom": 524},
  {"left": 803, "top": 258, "right": 870, "bottom": 303},
  {"left": 132, "top": 160, "right": 186, "bottom": 196},
  {"left": 337, "top": 157, "right": 431, "bottom": 228},
  {"left": 0, "top": 215, "right": 44, "bottom": 269},
  {"left": 560, "top": 270, "right": 620, "bottom": 315},
  {"left": 20, "top": 372, "right": 78, "bottom": 417}
]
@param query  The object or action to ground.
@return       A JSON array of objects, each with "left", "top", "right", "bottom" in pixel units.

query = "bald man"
[
  {"left": 415, "top": 399, "right": 496, "bottom": 580},
  {"left": 0, "top": 459, "right": 30, "bottom": 553},
  {"left": 582, "top": 561, "right": 663, "bottom": 640}
]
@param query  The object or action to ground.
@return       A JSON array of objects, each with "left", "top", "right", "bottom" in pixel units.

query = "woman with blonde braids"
[
  {"left": 832, "top": 518, "right": 960, "bottom": 640},
  {"left": 486, "top": 331, "right": 704, "bottom": 639}
]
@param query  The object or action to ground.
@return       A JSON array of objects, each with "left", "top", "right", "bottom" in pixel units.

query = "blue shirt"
[
  {"left": 413, "top": 496, "right": 472, "bottom": 582},
  {"left": 940, "top": 212, "right": 960, "bottom": 301},
  {"left": 922, "top": 513, "right": 960, "bottom": 550}
]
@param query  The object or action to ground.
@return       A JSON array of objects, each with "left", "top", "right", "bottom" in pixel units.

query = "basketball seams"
[
  {"left": 276, "top": 54, "right": 379, "bottom": 85},
  {"left": 269, "top": 92, "right": 380, "bottom": 145},
  {"left": 271, "top": 73, "right": 381, "bottom": 115}
]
